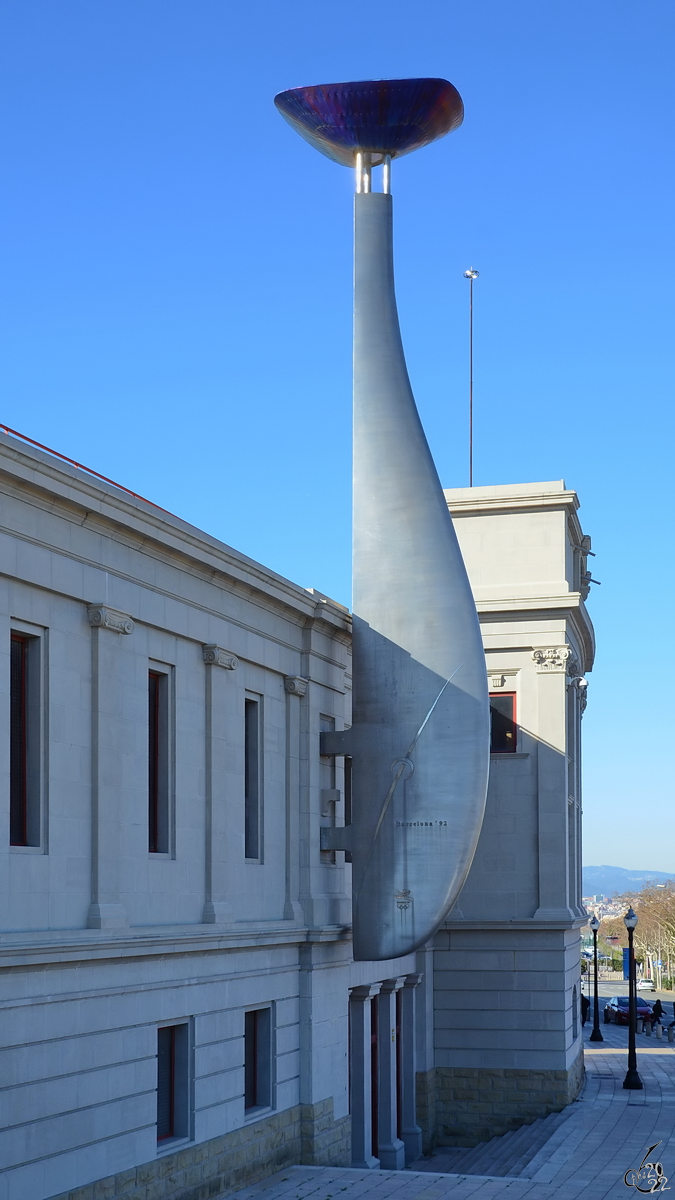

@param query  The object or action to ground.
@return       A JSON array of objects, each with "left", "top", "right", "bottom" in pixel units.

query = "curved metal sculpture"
[
  {"left": 274, "top": 78, "right": 463, "bottom": 166},
  {"left": 275, "top": 79, "right": 490, "bottom": 960}
]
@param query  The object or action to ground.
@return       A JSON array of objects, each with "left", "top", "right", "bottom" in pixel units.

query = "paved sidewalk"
[{"left": 223, "top": 1018, "right": 675, "bottom": 1200}]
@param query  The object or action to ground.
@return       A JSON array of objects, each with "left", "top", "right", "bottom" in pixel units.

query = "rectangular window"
[
  {"left": 490, "top": 692, "right": 517, "bottom": 753},
  {"left": 10, "top": 633, "right": 41, "bottom": 846},
  {"left": 244, "top": 697, "right": 261, "bottom": 860},
  {"left": 148, "top": 668, "right": 170, "bottom": 853},
  {"left": 157, "top": 1023, "right": 189, "bottom": 1142},
  {"left": 320, "top": 714, "right": 336, "bottom": 864},
  {"left": 244, "top": 1007, "right": 272, "bottom": 1111}
]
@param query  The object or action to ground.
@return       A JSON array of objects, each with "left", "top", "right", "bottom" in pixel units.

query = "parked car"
[
  {"left": 637, "top": 979, "right": 656, "bottom": 991},
  {"left": 604, "top": 996, "right": 653, "bottom": 1025}
]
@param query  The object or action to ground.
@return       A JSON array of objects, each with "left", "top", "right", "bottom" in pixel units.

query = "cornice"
[
  {"left": 0, "top": 921, "right": 352, "bottom": 970},
  {"left": 445, "top": 483, "right": 580, "bottom": 518},
  {"left": 474, "top": 591, "right": 582, "bottom": 613},
  {"left": 441, "top": 915, "right": 589, "bottom": 932},
  {"left": 476, "top": 595, "right": 594, "bottom": 670},
  {"left": 0, "top": 433, "right": 349, "bottom": 633}
]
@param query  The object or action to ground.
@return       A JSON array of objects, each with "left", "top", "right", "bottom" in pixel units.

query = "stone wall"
[
  {"left": 424, "top": 1049, "right": 584, "bottom": 1147},
  {"left": 300, "top": 1098, "right": 351, "bottom": 1166},
  {"left": 415, "top": 1067, "right": 438, "bottom": 1153},
  {"left": 48, "top": 1099, "right": 350, "bottom": 1200}
]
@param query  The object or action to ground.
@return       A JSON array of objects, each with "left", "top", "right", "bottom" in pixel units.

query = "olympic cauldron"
[{"left": 275, "top": 79, "right": 489, "bottom": 961}]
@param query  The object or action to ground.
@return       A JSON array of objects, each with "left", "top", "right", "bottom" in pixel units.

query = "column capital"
[
  {"left": 284, "top": 675, "right": 308, "bottom": 697},
  {"left": 403, "top": 972, "right": 423, "bottom": 989},
  {"left": 532, "top": 646, "right": 579, "bottom": 674},
  {"left": 87, "top": 604, "right": 134, "bottom": 635},
  {"left": 202, "top": 644, "right": 238, "bottom": 669},
  {"left": 350, "top": 983, "right": 381, "bottom": 1000},
  {"left": 380, "top": 976, "right": 407, "bottom": 993}
]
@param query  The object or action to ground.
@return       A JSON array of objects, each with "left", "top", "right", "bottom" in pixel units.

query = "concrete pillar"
[
  {"left": 377, "top": 978, "right": 406, "bottom": 1170},
  {"left": 399, "top": 973, "right": 423, "bottom": 1164},
  {"left": 86, "top": 605, "right": 134, "bottom": 929},
  {"left": 201, "top": 645, "right": 238, "bottom": 923},
  {"left": 349, "top": 984, "right": 381, "bottom": 1170}
]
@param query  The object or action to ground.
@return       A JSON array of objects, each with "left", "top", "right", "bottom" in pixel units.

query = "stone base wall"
[
  {"left": 49, "top": 1099, "right": 350, "bottom": 1200},
  {"left": 416, "top": 1067, "right": 438, "bottom": 1153},
  {"left": 418, "top": 1050, "right": 584, "bottom": 1148}
]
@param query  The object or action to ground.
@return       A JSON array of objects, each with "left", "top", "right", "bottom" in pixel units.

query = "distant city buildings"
[{"left": 584, "top": 898, "right": 627, "bottom": 920}]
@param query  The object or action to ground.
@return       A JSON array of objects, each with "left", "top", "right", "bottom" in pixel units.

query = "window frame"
[
  {"left": 148, "top": 662, "right": 174, "bottom": 856},
  {"left": 244, "top": 1005, "right": 274, "bottom": 1116},
  {"left": 319, "top": 713, "right": 337, "bottom": 864},
  {"left": 156, "top": 1020, "right": 192, "bottom": 1149},
  {"left": 244, "top": 693, "right": 263, "bottom": 862},
  {"left": 9, "top": 624, "right": 46, "bottom": 850},
  {"left": 489, "top": 690, "right": 518, "bottom": 754}
]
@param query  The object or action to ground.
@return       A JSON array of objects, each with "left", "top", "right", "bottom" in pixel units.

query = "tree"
[{"left": 600, "top": 883, "right": 675, "bottom": 989}]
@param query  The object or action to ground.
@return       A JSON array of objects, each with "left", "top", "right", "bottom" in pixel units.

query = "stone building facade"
[
  {"left": 418, "top": 481, "right": 594, "bottom": 1147},
  {"left": 0, "top": 435, "right": 593, "bottom": 1199},
  {"left": 0, "top": 432, "right": 419, "bottom": 1200}
]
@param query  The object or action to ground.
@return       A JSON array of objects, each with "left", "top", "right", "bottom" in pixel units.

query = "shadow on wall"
[
  {"left": 418, "top": 723, "right": 585, "bottom": 1148},
  {"left": 452, "top": 722, "right": 583, "bottom": 923}
]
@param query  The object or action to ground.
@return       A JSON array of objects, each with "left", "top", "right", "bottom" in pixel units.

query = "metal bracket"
[
  {"left": 320, "top": 825, "right": 353, "bottom": 852},
  {"left": 321, "top": 788, "right": 341, "bottom": 816},
  {"left": 319, "top": 729, "right": 353, "bottom": 757}
]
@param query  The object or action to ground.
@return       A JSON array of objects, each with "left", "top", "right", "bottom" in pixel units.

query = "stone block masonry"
[
  {"left": 48, "top": 1100, "right": 350, "bottom": 1200},
  {"left": 418, "top": 1050, "right": 584, "bottom": 1147},
  {"left": 300, "top": 1098, "right": 351, "bottom": 1166}
]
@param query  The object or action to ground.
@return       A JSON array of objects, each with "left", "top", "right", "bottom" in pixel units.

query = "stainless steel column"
[{"left": 351, "top": 191, "right": 490, "bottom": 960}]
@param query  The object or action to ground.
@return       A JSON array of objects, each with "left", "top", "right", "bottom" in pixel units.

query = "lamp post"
[
  {"left": 589, "top": 915, "right": 603, "bottom": 1042},
  {"left": 463, "top": 268, "right": 479, "bottom": 487},
  {"left": 623, "top": 906, "right": 643, "bottom": 1090}
]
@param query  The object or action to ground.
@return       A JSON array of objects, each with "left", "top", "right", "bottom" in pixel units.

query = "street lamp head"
[
  {"left": 589, "top": 914, "right": 600, "bottom": 932},
  {"left": 464, "top": 268, "right": 479, "bottom": 279},
  {"left": 624, "top": 906, "right": 638, "bottom": 931}
]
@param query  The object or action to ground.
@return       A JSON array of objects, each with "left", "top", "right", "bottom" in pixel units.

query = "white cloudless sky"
[{"left": 0, "top": 1, "right": 672, "bottom": 870}]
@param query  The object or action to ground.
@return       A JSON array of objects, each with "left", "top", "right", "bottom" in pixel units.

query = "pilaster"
[
  {"left": 533, "top": 647, "right": 575, "bottom": 920},
  {"left": 86, "top": 605, "right": 134, "bottom": 929},
  {"left": 201, "top": 645, "right": 238, "bottom": 924},
  {"left": 377, "top": 978, "right": 406, "bottom": 1170},
  {"left": 283, "top": 676, "right": 307, "bottom": 922},
  {"left": 349, "top": 984, "right": 381, "bottom": 1170},
  {"left": 399, "top": 973, "right": 423, "bottom": 1164}
]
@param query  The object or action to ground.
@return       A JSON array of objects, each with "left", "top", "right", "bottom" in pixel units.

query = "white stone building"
[
  {"left": 0, "top": 432, "right": 422, "bottom": 1200},
  {"left": 0, "top": 433, "right": 594, "bottom": 1199},
  {"left": 420, "top": 481, "right": 594, "bottom": 1146}
]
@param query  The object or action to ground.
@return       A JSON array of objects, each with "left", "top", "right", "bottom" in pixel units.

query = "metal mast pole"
[
  {"left": 463, "top": 269, "right": 479, "bottom": 486},
  {"left": 589, "top": 916, "right": 603, "bottom": 1042},
  {"left": 623, "top": 908, "right": 643, "bottom": 1089}
]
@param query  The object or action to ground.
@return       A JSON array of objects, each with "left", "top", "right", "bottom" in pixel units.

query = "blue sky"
[{"left": 1, "top": 1, "right": 673, "bottom": 870}]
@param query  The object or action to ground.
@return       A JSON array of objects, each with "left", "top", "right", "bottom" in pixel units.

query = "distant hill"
[{"left": 583, "top": 865, "right": 675, "bottom": 898}]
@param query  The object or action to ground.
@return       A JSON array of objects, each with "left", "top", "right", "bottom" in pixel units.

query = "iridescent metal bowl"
[{"left": 274, "top": 78, "right": 463, "bottom": 167}]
